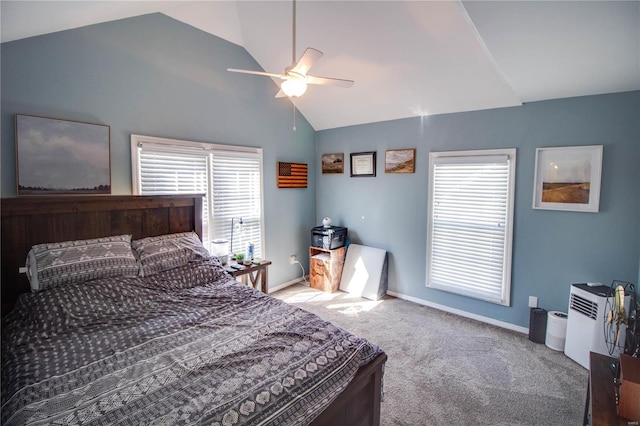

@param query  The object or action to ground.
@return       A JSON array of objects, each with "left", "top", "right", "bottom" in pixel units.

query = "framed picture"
[
  {"left": 350, "top": 151, "right": 376, "bottom": 177},
  {"left": 322, "top": 153, "right": 344, "bottom": 174},
  {"left": 385, "top": 148, "right": 416, "bottom": 173},
  {"left": 277, "top": 161, "right": 307, "bottom": 188},
  {"left": 532, "top": 145, "right": 603, "bottom": 212},
  {"left": 15, "top": 114, "right": 111, "bottom": 195}
]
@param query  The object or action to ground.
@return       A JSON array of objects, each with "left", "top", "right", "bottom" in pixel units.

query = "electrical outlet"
[
  {"left": 289, "top": 255, "right": 297, "bottom": 265},
  {"left": 528, "top": 296, "right": 538, "bottom": 308}
]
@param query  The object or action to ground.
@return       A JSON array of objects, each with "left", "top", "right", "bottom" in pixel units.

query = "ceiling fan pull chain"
[{"left": 292, "top": 99, "right": 297, "bottom": 131}]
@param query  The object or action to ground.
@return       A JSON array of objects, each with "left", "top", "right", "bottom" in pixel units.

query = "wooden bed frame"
[{"left": 0, "top": 194, "right": 386, "bottom": 426}]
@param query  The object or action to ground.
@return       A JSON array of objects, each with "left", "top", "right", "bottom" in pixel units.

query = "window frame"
[
  {"left": 426, "top": 148, "right": 516, "bottom": 306},
  {"left": 130, "top": 134, "right": 265, "bottom": 258}
]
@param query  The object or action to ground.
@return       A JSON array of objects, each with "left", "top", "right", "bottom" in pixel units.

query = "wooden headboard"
[{"left": 1, "top": 194, "right": 203, "bottom": 314}]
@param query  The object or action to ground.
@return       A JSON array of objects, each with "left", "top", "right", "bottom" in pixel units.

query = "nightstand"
[
  {"left": 227, "top": 260, "right": 272, "bottom": 293},
  {"left": 309, "top": 246, "right": 346, "bottom": 293}
]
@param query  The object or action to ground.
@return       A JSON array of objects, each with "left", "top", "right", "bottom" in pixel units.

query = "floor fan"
[
  {"left": 603, "top": 281, "right": 639, "bottom": 381},
  {"left": 604, "top": 282, "right": 629, "bottom": 356}
]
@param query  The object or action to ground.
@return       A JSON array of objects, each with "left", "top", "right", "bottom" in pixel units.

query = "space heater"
[{"left": 564, "top": 283, "right": 630, "bottom": 369}]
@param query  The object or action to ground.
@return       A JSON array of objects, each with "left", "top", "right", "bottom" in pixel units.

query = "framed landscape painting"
[
  {"left": 15, "top": 114, "right": 111, "bottom": 195},
  {"left": 385, "top": 148, "right": 415, "bottom": 173},
  {"left": 532, "top": 145, "right": 603, "bottom": 212},
  {"left": 321, "top": 153, "right": 344, "bottom": 174}
]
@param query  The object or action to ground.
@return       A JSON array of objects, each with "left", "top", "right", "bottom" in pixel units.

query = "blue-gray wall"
[
  {"left": 316, "top": 91, "right": 640, "bottom": 328},
  {"left": 0, "top": 13, "right": 317, "bottom": 288},
  {"left": 2, "top": 12, "right": 638, "bottom": 329}
]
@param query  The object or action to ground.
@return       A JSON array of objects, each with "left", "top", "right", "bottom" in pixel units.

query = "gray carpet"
[{"left": 272, "top": 284, "right": 588, "bottom": 426}]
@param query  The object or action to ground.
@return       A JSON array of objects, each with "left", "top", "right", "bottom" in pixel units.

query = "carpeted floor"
[{"left": 272, "top": 284, "right": 588, "bottom": 426}]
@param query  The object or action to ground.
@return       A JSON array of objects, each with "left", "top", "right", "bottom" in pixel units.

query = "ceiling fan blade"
[
  {"left": 290, "top": 48, "right": 323, "bottom": 75},
  {"left": 307, "top": 75, "right": 354, "bottom": 88},
  {"left": 227, "top": 68, "right": 286, "bottom": 79}
]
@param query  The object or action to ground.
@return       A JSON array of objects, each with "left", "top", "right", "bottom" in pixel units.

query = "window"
[
  {"left": 426, "top": 149, "right": 516, "bottom": 306},
  {"left": 210, "top": 150, "right": 263, "bottom": 257},
  {"left": 131, "top": 134, "right": 264, "bottom": 258}
]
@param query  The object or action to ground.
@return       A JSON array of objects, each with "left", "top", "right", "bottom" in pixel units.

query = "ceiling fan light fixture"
[
  {"left": 281, "top": 75, "right": 307, "bottom": 97},
  {"left": 227, "top": 0, "right": 352, "bottom": 105}
]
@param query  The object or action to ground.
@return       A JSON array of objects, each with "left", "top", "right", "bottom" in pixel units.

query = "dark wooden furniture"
[
  {"left": 585, "top": 352, "right": 630, "bottom": 426},
  {"left": 1, "top": 194, "right": 203, "bottom": 314},
  {"left": 0, "top": 194, "right": 386, "bottom": 426},
  {"left": 310, "top": 351, "right": 387, "bottom": 426},
  {"left": 309, "top": 245, "right": 346, "bottom": 292},
  {"left": 228, "top": 260, "right": 272, "bottom": 293},
  {"left": 618, "top": 354, "right": 640, "bottom": 421}
]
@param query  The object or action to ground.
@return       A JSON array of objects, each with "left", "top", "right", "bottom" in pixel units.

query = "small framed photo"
[
  {"left": 350, "top": 151, "right": 376, "bottom": 177},
  {"left": 321, "top": 153, "right": 344, "bottom": 174},
  {"left": 385, "top": 149, "right": 415, "bottom": 173},
  {"left": 532, "top": 145, "right": 603, "bottom": 212}
]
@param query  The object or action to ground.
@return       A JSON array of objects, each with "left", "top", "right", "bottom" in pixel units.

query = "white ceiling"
[{"left": 2, "top": 1, "right": 639, "bottom": 131}]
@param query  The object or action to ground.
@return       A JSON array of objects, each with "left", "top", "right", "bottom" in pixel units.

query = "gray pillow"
[
  {"left": 132, "top": 231, "right": 210, "bottom": 277},
  {"left": 26, "top": 234, "right": 139, "bottom": 293}
]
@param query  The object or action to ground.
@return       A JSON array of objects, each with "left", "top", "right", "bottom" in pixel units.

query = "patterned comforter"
[{"left": 1, "top": 259, "right": 382, "bottom": 425}]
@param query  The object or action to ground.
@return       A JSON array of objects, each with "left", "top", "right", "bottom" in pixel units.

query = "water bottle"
[{"left": 246, "top": 243, "right": 254, "bottom": 262}]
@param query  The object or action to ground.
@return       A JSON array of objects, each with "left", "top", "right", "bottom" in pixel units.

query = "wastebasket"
[{"left": 528, "top": 308, "right": 547, "bottom": 343}]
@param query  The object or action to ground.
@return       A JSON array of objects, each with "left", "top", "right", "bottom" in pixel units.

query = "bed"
[{"left": 1, "top": 195, "right": 386, "bottom": 425}]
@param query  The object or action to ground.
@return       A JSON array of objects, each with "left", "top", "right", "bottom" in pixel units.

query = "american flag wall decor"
[{"left": 277, "top": 162, "right": 308, "bottom": 188}]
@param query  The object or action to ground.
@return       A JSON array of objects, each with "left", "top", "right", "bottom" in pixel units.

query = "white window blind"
[
  {"left": 426, "top": 149, "right": 516, "bottom": 306},
  {"left": 211, "top": 150, "right": 263, "bottom": 258},
  {"left": 131, "top": 135, "right": 263, "bottom": 257}
]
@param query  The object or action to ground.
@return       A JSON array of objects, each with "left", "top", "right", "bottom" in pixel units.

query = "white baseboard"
[
  {"left": 386, "top": 290, "right": 529, "bottom": 335},
  {"left": 269, "top": 276, "right": 309, "bottom": 293}
]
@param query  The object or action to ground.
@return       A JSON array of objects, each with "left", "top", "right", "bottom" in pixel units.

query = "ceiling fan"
[{"left": 227, "top": 0, "right": 354, "bottom": 99}]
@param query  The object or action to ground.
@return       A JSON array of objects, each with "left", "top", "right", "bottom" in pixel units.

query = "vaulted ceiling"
[{"left": 2, "top": 1, "right": 639, "bottom": 130}]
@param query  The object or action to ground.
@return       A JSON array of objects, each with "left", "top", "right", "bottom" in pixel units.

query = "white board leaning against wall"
[{"left": 339, "top": 244, "right": 388, "bottom": 301}]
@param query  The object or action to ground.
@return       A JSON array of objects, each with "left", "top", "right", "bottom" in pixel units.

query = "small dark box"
[{"left": 311, "top": 226, "right": 347, "bottom": 250}]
